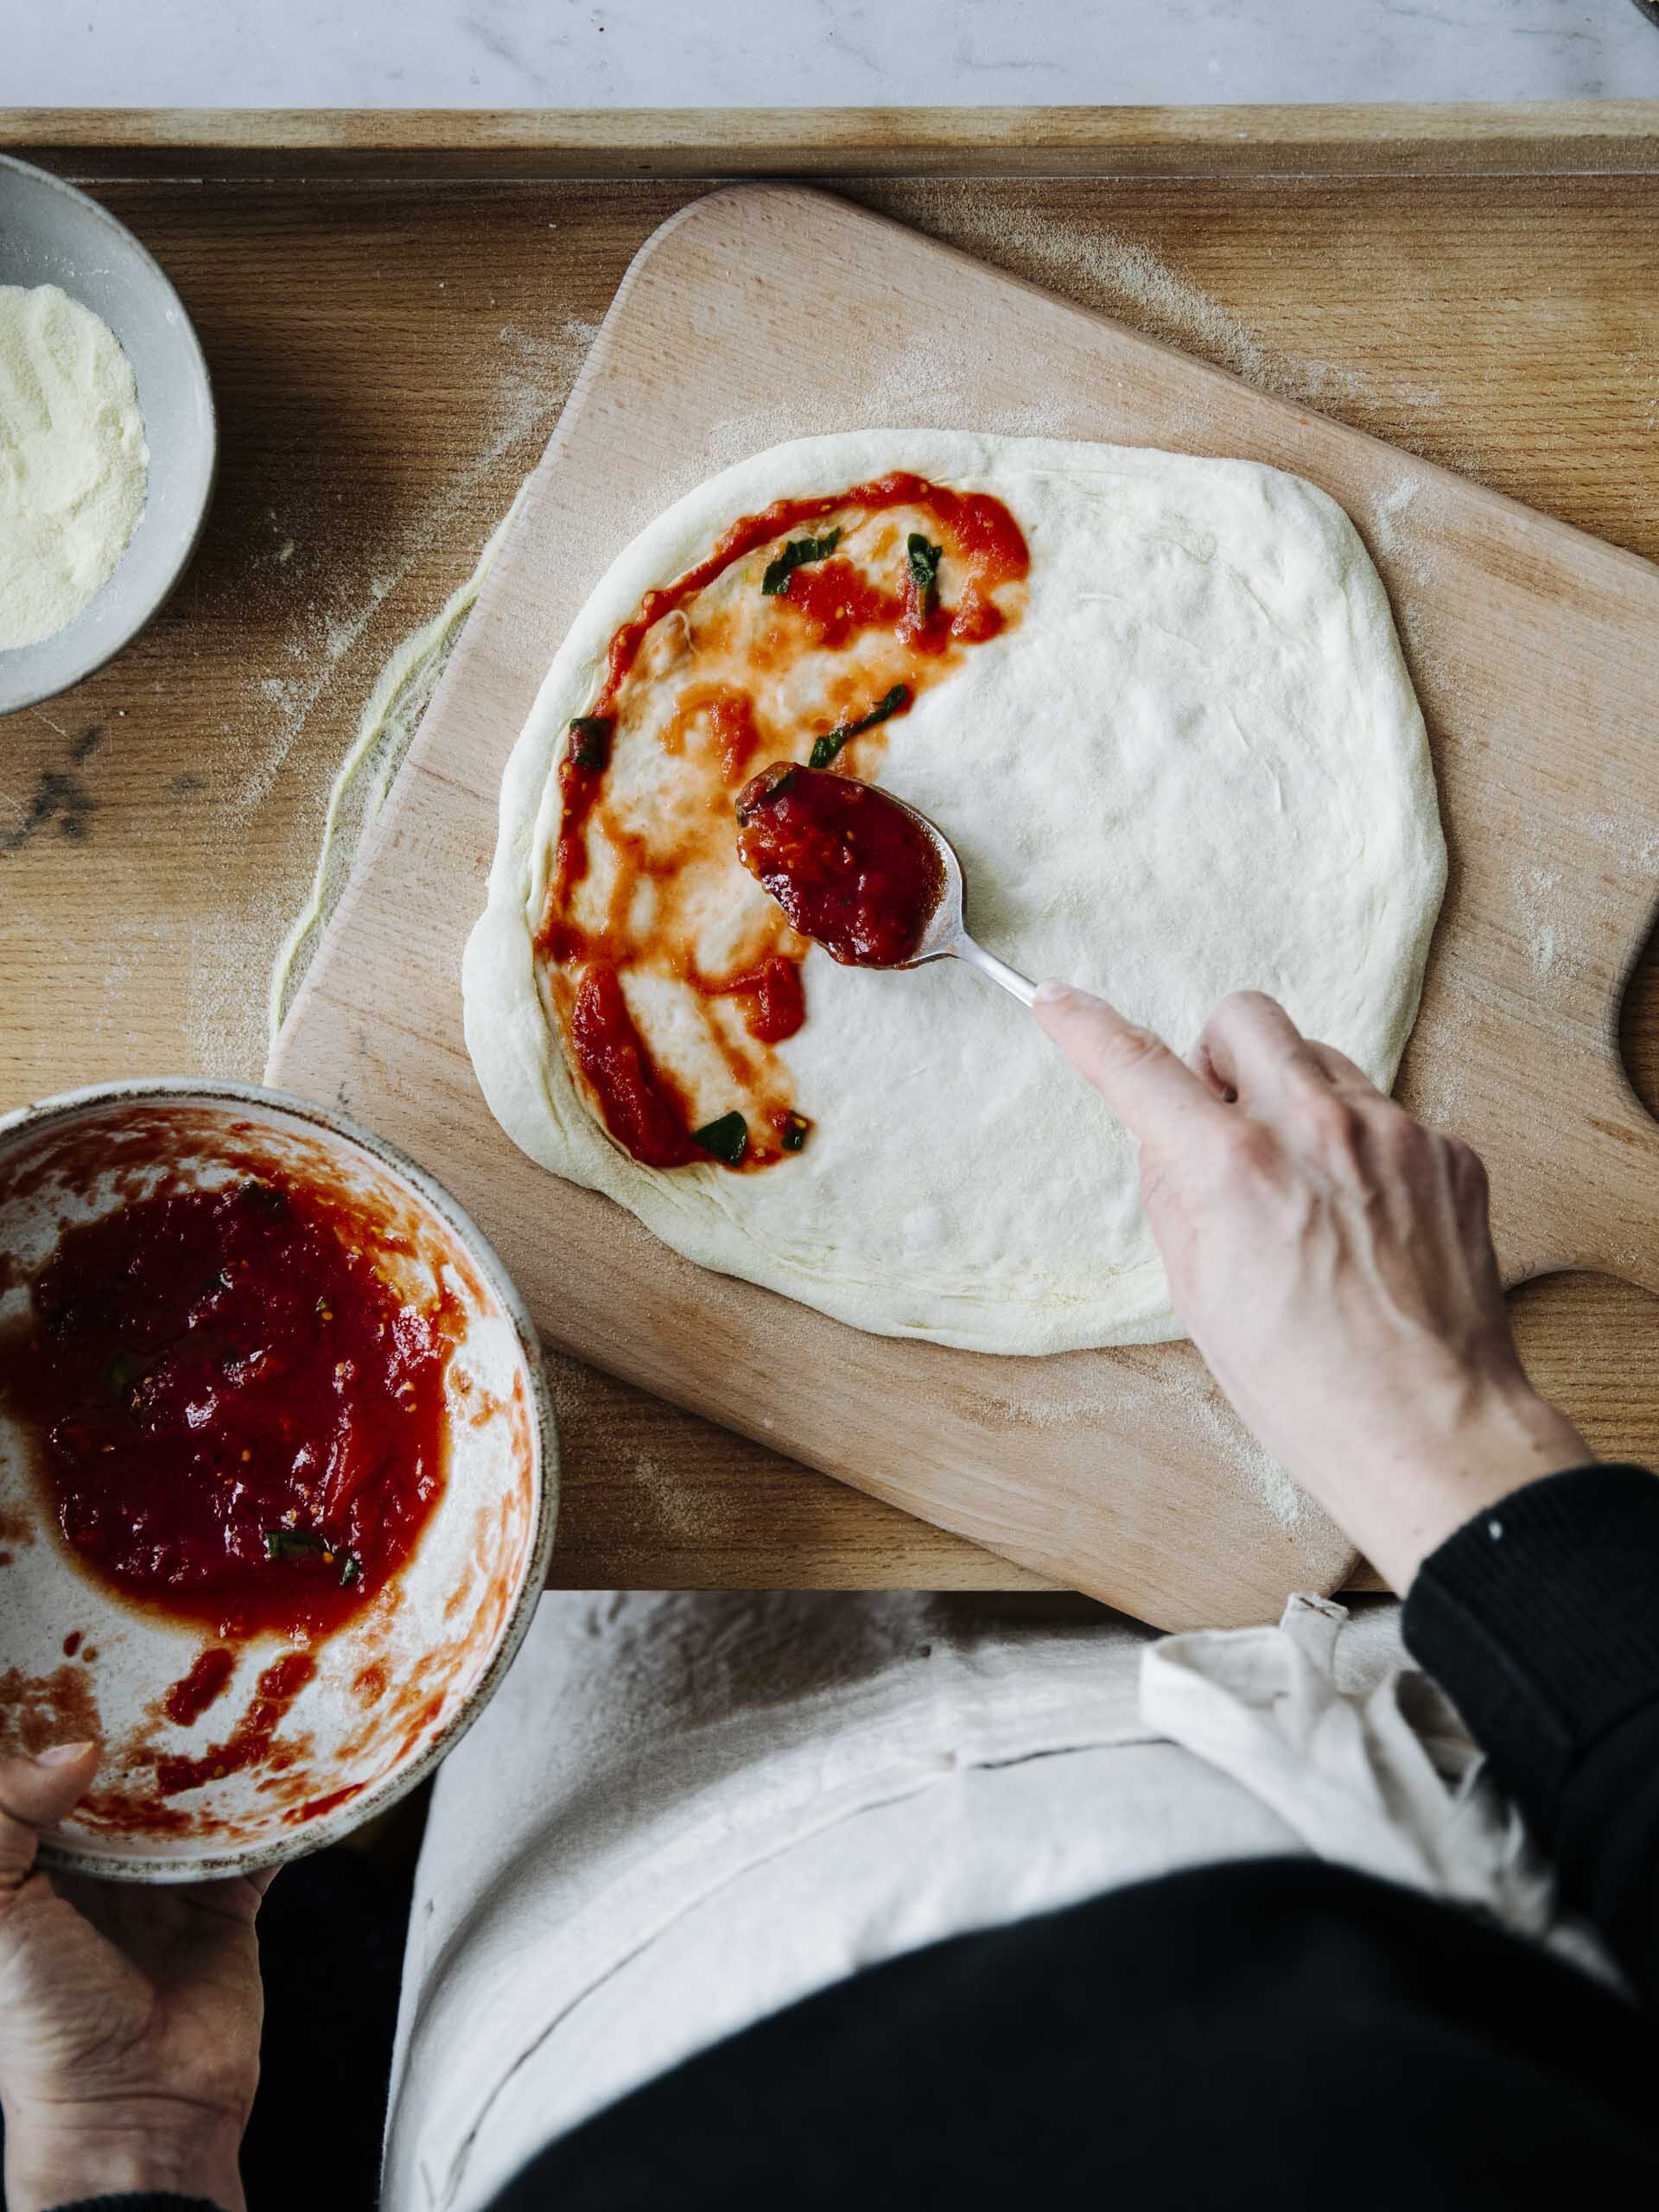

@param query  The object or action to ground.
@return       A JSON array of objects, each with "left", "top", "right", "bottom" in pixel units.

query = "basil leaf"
[
  {"left": 691, "top": 1110, "right": 749, "bottom": 1167},
  {"left": 808, "top": 683, "right": 910, "bottom": 770},
  {"left": 264, "top": 1527, "right": 326, "bottom": 1562},
  {"left": 762, "top": 529, "right": 841, "bottom": 596},
  {"left": 263, "top": 1527, "right": 362, "bottom": 1587},
  {"left": 108, "top": 1351, "right": 144, "bottom": 1397},
  {"left": 907, "top": 533, "right": 943, "bottom": 607},
  {"left": 568, "top": 715, "right": 613, "bottom": 771},
  {"left": 780, "top": 1113, "right": 810, "bottom": 1154}
]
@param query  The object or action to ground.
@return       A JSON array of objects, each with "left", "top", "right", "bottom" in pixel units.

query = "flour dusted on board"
[{"left": 0, "top": 284, "right": 149, "bottom": 650}]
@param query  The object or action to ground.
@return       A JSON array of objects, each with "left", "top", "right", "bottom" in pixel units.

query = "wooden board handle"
[{"left": 1560, "top": 1079, "right": 1659, "bottom": 1298}]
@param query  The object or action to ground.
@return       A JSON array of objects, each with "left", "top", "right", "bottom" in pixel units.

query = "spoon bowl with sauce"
[{"left": 735, "top": 763, "right": 1037, "bottom": 1006}]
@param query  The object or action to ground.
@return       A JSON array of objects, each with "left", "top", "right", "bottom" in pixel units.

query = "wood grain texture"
[
  {"left": 4, "top": 145, "right": 1659, "bottom": 1603},
  {"left": 7, "top": 103, "right": 1659, "bottom": 181},
  {"left": 266, "top": 183, "right": 1659, "bottom": 1626}
]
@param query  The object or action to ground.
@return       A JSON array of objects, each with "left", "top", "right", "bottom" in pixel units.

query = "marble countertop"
[{"left": 10, "top": 0, "right": 1659, "bottom": 109}]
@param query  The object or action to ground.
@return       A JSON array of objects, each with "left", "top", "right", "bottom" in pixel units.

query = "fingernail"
[
  {"left": 37, "top": 1741, "right": 95, "bottom": 1765},
  {"left": 1033, "top": 980, "right": 1081, "bottom": 1007}
]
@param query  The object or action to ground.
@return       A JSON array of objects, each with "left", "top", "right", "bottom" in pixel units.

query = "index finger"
[{"left": 1033, "top": 982, "right": 1225, "bottom": 1145}]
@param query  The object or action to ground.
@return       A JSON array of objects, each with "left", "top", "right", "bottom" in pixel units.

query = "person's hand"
[
  {"left": 0, "top": 1743, "right": 269, "bottom": 2212},
  {"left": 1034, "top": 983, "right": 1590, "bottom": 1592}
]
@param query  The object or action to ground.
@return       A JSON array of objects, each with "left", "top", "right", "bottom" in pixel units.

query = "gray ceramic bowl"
[
  {"left": 0, "top": 156, "right": 216, "bottom": 715},
  {"left": 0, "top": 1079, "right": 559, "bottom": 1883}
]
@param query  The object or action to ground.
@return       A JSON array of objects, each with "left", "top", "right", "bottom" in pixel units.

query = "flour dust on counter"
[
  {"left": 267, "top": 485, "right": 527, "bottom": 1041},
  {"left": 207, "top": 315, "right": 599, "bottom": 1079},
  {"left": 466, "top": 429, "right": 1446, "bottom": 1356}
]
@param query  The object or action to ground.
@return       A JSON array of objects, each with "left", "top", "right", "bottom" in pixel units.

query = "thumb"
[
  {"left": 0, "top": 1745, "right": 99, "bottom": 1891},
  {"left": 1033, "top": 982, "right": 1220, "bottom": 1144}
]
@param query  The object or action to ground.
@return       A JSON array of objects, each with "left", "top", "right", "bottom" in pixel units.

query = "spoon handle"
[{"left": 950, "top": 932, "right": 1039, "bottom": 1008}]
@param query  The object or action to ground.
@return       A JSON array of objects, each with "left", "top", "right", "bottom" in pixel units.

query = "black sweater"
[{"left": 54, "top": 1465, "right": 1659, "bottom": 2210}]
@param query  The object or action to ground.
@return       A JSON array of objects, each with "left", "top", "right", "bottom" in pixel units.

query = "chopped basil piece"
[
  {"left": 808, "top": 683, "right": 911, "bottom": 770},
  {"left": 241, "top": 1179, "right": 286, "bottom": 1213},
  {"left": 263, "top": 1527, "right": 361, "bottom": 1587},
  {"left": 780, "top": 1113, "right": 810, "bottom": 1154},
  {"left": 907, "top": 533, "right": 943, "bottom": 607},
  {"left": 264, "top": 1527, "right": 325, "bottom": 1561},
  {"left": 691, "top": 1110, "right": 749, "bottom": 1167},
  {"left": 108, "top": 1351, "right": 144, "bottom": 1397},
  {"left": 762, "top": 528, "right": 841, "bottom": 596},
  {"left": 568, "top": 715, "right": 613, "bottom": 771},
  {"left": 735, "top": 764, "right": 796, "bottom": 823}
]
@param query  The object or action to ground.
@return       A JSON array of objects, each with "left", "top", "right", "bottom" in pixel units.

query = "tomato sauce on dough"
[{"left": 536, "top": 471, "right": 1028, "bottom": 1173}]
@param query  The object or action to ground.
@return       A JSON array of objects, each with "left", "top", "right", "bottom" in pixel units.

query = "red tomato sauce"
[
  {"left": 779, "top": 558, "right": 906, "bottom": 651},
  {"left": 154, "top": 1649, "right": 316, "bottom": 1798},
  {"left": 569, "top": 963, "right": 698, "bottom": 1171},
  {"left": 538, "top": 470, "right": 1028, "bottom": 1173},
  {"left": 0, "top": 1176, "right": 456, "bottom": 1641},
  {"left": 162, "top": 1643, "right": 236, "bottom": 1727},
  {"left": 703, "top": 955, "right": 807, "bottom": 1045},
  {"left": 735, "top": 766, "right": 947, "bottom": 969}
]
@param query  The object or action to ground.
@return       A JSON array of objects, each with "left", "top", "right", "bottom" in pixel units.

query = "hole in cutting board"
[
  {"left": 1510, "top": 1269, "right": 1659, "bottom": 1475},
  {"left": 1618, "top": 911, "right": 1659, "bottom": 1126}
]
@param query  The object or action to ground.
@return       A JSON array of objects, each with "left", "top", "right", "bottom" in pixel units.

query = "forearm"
[{"left": 1404, "top": 1462, "right": 1659, "bottom": 1999}]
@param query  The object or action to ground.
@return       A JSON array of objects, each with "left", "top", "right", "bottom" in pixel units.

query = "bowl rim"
[
  {"left": 0, "top": 154, "right": 219, "bottom": 715},
  {"left": 0, "top": 1074, "right": 559, "bottom": 1884}
]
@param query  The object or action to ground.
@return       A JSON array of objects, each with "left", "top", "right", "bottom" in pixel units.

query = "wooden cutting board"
[{"left": 270, "top": 184, "right": 1659, "bottom": 1629}]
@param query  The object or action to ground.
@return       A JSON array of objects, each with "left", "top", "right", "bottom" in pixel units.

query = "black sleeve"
[
  {"left": 42, "top": 2199, "right": 230, "bottom": 2212},
  {"left": 1403, "top": 1461, "right": 1659, "bottom": 2000}
]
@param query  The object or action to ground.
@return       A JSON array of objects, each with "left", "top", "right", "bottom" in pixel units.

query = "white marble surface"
[{"left": 7, "top": 0, "right": 1659, "bottom": 108}]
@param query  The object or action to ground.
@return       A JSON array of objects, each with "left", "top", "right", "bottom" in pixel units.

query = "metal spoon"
[{"left": 881, "top": 790, "right": 1039, "bottom": 1008}]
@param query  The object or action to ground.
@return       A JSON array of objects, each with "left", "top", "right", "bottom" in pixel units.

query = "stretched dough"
[{"left": 463, "top": 432, "right": 1445, "bottom": 1353}]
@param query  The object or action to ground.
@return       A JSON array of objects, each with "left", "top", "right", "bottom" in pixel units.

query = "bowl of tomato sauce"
[{"left": 0, "top": 1079, "right": 556, "bottom": 1881}]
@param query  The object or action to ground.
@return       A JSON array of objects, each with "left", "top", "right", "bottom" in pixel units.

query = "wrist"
[
  {"left": 6, "top": 2102, "right": 245, "bottom": 2212},
  {"left": 1370, "top": 1381, "right": 1590, "bottom": 1596}
]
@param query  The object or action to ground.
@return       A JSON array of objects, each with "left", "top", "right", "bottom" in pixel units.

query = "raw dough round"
[{"left": 464, "top": 432, "right": 1445, "bottom": 1353}]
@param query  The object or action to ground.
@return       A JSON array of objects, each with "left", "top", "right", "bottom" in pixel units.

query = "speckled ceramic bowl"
[
  {"left": 0, "top": 1080, "right": 557, "bottom": 1883},
  {"left": 0, "top": 156, "right": 216, "bottom": 715}
]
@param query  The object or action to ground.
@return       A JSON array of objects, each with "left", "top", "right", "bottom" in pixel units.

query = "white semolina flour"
[{"left": 0, "top": 283, "right": 149, "bottom": 650}]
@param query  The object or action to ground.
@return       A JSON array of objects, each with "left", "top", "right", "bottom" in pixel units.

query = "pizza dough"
[
  {"left": 463, "top": 432, "right": 1445, "bottom": 1353},
  {"left": 0, "top": 284, "right": 149, "bottom": 650}
]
